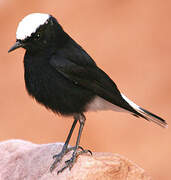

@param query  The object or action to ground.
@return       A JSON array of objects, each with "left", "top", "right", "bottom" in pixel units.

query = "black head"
[{"left": 8, "top": 13, "right": 67, "bottom": 53}]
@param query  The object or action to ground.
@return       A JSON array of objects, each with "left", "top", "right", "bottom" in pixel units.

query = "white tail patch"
[
  {"left": 86, "top": 96, "right": 127, "bottom": 112},
  {"left": 121, "top": 93, "right": 168, "bottom": 128}
]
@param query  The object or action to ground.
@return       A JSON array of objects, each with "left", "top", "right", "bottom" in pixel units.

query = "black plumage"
[{"left": 8, "top": 13, "right": 167, "bottom": 173}]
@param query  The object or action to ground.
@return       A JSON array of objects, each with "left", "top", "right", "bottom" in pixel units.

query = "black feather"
[{"left": 15, "top": 14, "right": 165, "bottom": 125}]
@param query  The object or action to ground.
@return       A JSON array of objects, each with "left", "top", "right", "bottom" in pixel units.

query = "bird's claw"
[
  {"left": 50, "top": 146, "right": 68, "bottom": 172},
  {"left": 57, "top": 147, "right": 92, "bottom": 174},
  {"left": 50, "top": 146, "right": 92, "bottom": 173},
  {"left": 57, "top": 156, "right": 76, "bottom": 174}
]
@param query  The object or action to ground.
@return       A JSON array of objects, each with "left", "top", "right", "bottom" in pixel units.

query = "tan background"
[{"left": 1, "top": 0, "right": 171, "bottom": 179}]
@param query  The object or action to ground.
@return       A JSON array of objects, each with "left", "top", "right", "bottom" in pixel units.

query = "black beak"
[{"left": 8, "top": 41, "right": 23, "bottom": 53}]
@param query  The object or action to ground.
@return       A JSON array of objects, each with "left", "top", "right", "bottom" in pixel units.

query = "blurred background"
[{"left": 1, "top": 0, "right": 171, "bottom": 179}]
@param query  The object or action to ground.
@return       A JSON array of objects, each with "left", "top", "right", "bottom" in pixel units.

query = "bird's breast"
[{"left": 24, "top": 56, "right": 95, "bottom": 115}]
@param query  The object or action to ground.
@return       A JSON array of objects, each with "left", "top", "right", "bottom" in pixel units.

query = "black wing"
[{"left": 49, "top": 53, "right": 143, "bottom": 116}]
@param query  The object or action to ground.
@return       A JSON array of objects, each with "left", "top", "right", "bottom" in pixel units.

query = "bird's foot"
[
  {"left": 57, "top": 146, "right": 92, "bottom": 174},
  {"left": 50, "top": 145, "right": 75, "bottom": 172},
  {"left": 50, "top": 146, "right": 92, "bottom": 174}
]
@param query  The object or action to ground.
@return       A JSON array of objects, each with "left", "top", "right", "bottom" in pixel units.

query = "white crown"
[{"left": 16, "top": 13, "right": 50, "bottom": 40}]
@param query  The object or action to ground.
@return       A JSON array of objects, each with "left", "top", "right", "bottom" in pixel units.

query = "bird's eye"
[{"left": 34, "top": 33, "right": 40, "bottom": 40}]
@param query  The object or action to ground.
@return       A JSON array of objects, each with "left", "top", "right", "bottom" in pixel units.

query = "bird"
[{"left": 8, "top": 13, "right": 167, "bottom": 173}]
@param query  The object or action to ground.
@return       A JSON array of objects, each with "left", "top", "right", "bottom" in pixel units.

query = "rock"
[{"left": 0, "top": 139, "right": 151, "bottom": 180}]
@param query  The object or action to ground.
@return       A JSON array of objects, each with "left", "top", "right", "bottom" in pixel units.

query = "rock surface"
[{"left": 0, "top": 140, "right": 151, "bottom": 180}]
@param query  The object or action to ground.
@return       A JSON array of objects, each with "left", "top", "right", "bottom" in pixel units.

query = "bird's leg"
[
  {"left": 57, "top": 113, "right": 91, "bottom": 174},
  {"left": 50, "top": 116, "right": 78, "bottom": 172}
]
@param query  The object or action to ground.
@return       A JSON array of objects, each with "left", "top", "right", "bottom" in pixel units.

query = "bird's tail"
[{"left": 121, "top": 94, "right": 168, "bottom": 128}]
